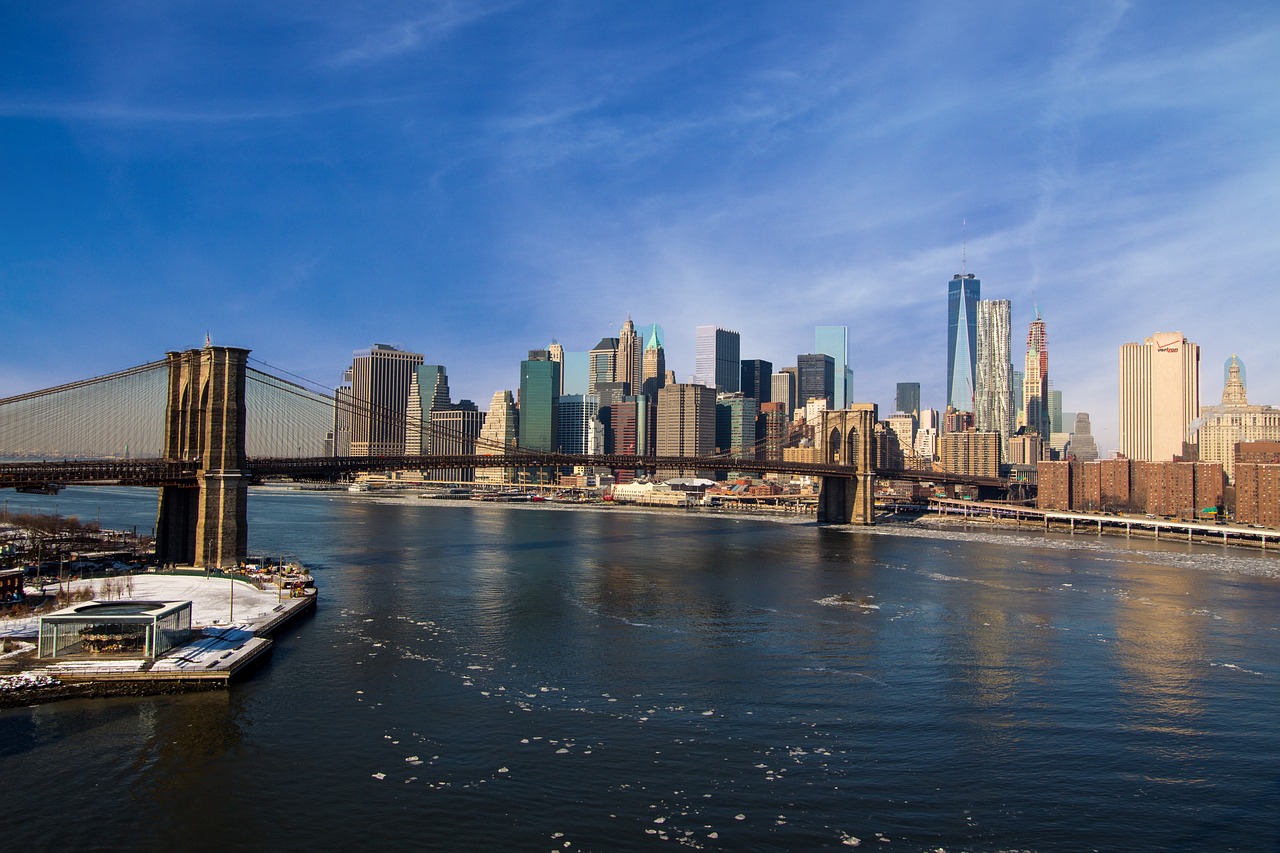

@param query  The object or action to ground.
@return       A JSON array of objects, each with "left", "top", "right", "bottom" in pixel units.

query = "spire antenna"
[{"left": 962, "top": 218, "right": 967, "bottom": 276}]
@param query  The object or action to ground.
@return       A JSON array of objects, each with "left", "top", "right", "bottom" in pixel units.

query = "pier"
[{"left": 928, "top": 498, "right": 1277, "bottom": 550}]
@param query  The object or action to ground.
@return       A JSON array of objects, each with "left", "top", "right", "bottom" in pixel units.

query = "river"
[{"left": 2, "top": 486, "right": 1279, "bottom": 851}]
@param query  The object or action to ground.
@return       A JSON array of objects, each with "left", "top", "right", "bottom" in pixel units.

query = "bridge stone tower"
[
  {"left": 816, "top": 404, "right": 877, "bottom": 525},
  {"left": 155, "top": 345, "right": 250, "bottom": 568}
]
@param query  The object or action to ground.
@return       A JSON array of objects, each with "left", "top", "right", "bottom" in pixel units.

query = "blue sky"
[{"left": 2, "top": 1, "right": 1278, "bottom": 453}]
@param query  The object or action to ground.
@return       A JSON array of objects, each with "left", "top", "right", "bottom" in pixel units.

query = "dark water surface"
[{"left": 3, "top": 487, "right": 1280, "bottom": 851}]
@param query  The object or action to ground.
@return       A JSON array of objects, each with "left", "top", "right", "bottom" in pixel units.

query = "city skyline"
[{"left": 3, "top": 3, "right": 1279, "bottom": 456}]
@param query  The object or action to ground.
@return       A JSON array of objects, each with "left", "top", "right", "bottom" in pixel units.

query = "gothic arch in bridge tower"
[
  {"left": 156, "top": 345, "right": 250, "bottom": 569},
  {"left": 816, "top": 405, "right": 878, "bottom": 525}
]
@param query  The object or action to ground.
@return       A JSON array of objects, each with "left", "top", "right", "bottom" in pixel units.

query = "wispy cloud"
[{"left": 329, "top": 2, "right": 513, "bottom": 67}]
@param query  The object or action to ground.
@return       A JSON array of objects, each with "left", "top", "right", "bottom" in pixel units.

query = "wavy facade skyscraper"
[{"left": 974, "top": 299, "right": 1012, "bottom": 456}]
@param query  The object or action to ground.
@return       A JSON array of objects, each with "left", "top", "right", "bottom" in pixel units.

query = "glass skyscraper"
[
  {"left": 519, "top": 351, "right": 561, "bottom": 452},
  {"left": 947, "top": 274, "right": 980, "bottom": 412},
  {"left": 694, "top": 325, "right": 741, "bottom": 392},
  {"left": 895, "top": 382, "right": 921, "bottom": 419},
  {"left": 815, "top": 326, "right": 851, "bottom": 410}
]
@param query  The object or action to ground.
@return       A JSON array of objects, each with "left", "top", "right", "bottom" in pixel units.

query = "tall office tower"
[
  {"left": 427, "top": 403, "right": 483, "bottom": 482},
  {"left": 796, "top": 353, "right": 835, "bottom": 409},
  {"left": 556, "top": 395, "right": 602, "bottom": 455},
  {"left": 344, "top": 344, "right": 424, "bottom": 457},
  {"left": 1049, "top": 388, "right": 1064, "bottom": 434},
  {"left": 1022, "top": 313, "right": 1050, "bottom": 437},
  {"left": 588, "top": 337, "right": 620, "bottom": 396},
  {"left": 715, "top": 393, "right": 759, "bottom": 459},
  {"left": 740, "top": 359, "right": 773, "bottom": 403},
  {"left": 641, "top": 324, "right": 667, "bottom": 398},
  {"left": 895, "top": 382, "right": 921, "bottom": 420},
  {"left": 609, "top": 395, "right": 647, "bottom": 455},
  {"left": 547, "top": 341, "right": 565, "bottom": 395},
  {"left": 772, "top": 371, "right": 797, "bottom": 417},
  {"left": 1011, "top": 370, "right": 1024, "bottom": 425},
  {"left": 330, "top": 369, "right": 355, "bottom": 456},
  {"left": 947, "top": 273, "right": 980, "bottom": 411},
  {"left": 694, "top": 325, "right": 741, "bottom": 392},
  {"left": 1069, "top": 413, "right": 1099, "bottom": 462},
  {"left": 656, "top": 383, "right": 716, "bottom": 478},
  {"left": 974, "top": 299, "right": 1013, "bottom": 456},
  {"left": 476, "top": 390, "right": 518, "bottom": 484},
  {"left": 406, "top": 364, "right": 452, "bottom": 455},
  {"left": 519, "top": 350, "right": 561, "bottom": 452},
  {"left": 1119, "top": 332, "right": 1201, "bottom": 462},
  {"left": 614, "top": 318, "right": 642, "bottom": 394},
  {"left": 815, "top": 326, "right": 852, "bottom": 409}
]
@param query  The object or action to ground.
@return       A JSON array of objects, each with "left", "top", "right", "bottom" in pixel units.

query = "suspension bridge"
[{"left": 0, "top": 344, "right": 958, "bottom": 568}]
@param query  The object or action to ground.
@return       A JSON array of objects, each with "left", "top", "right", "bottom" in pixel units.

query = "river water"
[{"left": 3, "top": 486, "right": 1279, "bottom": 851}]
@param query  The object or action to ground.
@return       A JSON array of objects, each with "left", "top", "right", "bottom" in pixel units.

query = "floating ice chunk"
[
  {"left": 734, "top": 814, "right": 746, "bottom": 821},
  {"left": 372, "top": 773, "right": 386, "bottom": 780},
  {"left": 708, "top": 832, "right": 719, "bottom": 839},
  {"left": 840, "top": 834, "right": 860, "bottom": 846},
  {"left": 521, "top": 738, "right": 530, "bottom": 744},
  {"left": 556, "top": 748, "right": 569, "bottom": 754},
  {"left": 498, "top": 767, "right": 509, "bottom": 773},
  {"left": 701, "top": 710, "right": 714, "bottom": 716}
]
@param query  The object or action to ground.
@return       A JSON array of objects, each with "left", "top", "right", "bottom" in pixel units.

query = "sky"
[{"left": 2, "top": 1, "right": 1278, "bottom": 454}]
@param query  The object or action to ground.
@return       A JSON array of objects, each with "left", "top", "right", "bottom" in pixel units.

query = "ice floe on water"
[{"left": 816, "top": 593, "right": 880, "bottom": 611}]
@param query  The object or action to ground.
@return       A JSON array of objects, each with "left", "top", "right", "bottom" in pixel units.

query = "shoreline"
[{"left": 303, "top": 485, "right": 1280, "bottom": 559}]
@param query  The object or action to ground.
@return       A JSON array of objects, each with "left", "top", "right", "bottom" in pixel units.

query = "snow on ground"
[{"left": 0, "top": 574, "right": 287, "bottom": 637}]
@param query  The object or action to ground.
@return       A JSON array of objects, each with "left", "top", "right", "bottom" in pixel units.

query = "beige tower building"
[
  {"left": 1119, "top": 332, "right": 1200, "bottom": 462},
  {"left": 656, "top": 383, "right": 715, "bottom": 478},
  {"left": 547, "top": 341, "right": 565, "bottom": 396},
  {"left": 614, "top": 318, "right": 642, "bottom": 394},
  {"left": 345, "top": 344, "right": 424, "bottom": 457},
  {"left": 476, "top": 390, "right": 518, "bottom": 484},
  {"left": 1196, "top": 355, "right": 1280, "bottom": 483}
]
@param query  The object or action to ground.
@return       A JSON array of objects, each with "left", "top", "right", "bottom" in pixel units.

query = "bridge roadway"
[{"left": 0, "top": 455, "right": 1011, "bottom": 491}]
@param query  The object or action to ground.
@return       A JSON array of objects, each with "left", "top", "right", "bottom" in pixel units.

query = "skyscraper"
[
  {"left": 740, "top": 359, "right": 773, "bottom": 403},
  {"left": 1119, "top": 332, "right": 1201, "bottom": 462},
  {"left": 344, "top": 344, "right": 424, "bottom": 457},
  {"left": 614, "top": 318, "right": 641, "bottom": 394},
  {"left": 406, "top": 364, "right": 451, "bottom": 455},
  {"left": 947, "top": 273, "right": 980, "bottom": 411},
  {"left": 656, "top": 383, "right": 716, "bottom": 479},
  {"left": 641, "top": 324, "right": 666, "bottom": 399},
  {"left": 1023, "top": 312, "right": 1050, "bottom": 437},
  {"left": 895, "top": 382, "right": 921, "bottom": 420},
  {"left": 796, "top": 354, "right": 835, "bottom": 410},
  {"left": 547, "top": 341, "right": 565, "bottom": 396},
  {"left": 974, "top": 299, "right": 1012, "bottom": 455},
  {"left": 694, "top": 325, "right": 741, "bottom": 392},
  {"left": 476, "top": 390, "right": 518, "bottom": 484},
  {"left": 715, "top": 393, "right": 758, "bottom": 459},
  {"left": 815, "top": 326, "right": 852, "bottom": 409},
  {"left": 774, "top": 370, "right": 798, "bottom": 417},
  {"left": 588, "top": 337, "right": 619, "bottom": 397},
  {"left": 427, "top": 403, "right": 483, "bottom": 482},
  {"left": 519, "top": 350, "right": 561, "bottom": 452},
  {"left": 556, "top": 395, "right": 603, "bottom": 455}
]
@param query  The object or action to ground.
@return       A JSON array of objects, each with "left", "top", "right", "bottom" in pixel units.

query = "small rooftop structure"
[{"left": 38, "top": 600, "right": 193, "bottom": 659}]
